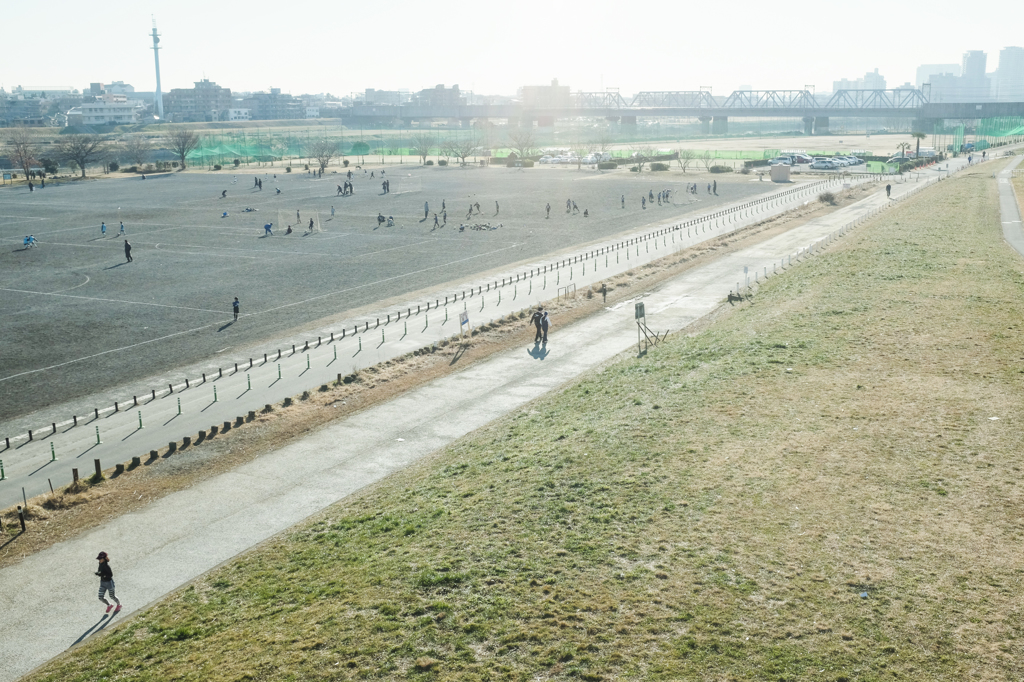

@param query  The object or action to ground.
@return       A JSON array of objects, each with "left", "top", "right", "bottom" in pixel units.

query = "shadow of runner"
[{"left": 72, "top": 613, "right": 117, "bottom": 646}]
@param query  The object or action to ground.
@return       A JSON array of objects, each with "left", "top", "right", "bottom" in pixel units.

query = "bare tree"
[
  {"left": 677, "top": 149, "right": 696, "bottom": 173},
  {"left": 569, "top": 136, "right": 592, "bottom": 169},
  {"left": 594, "top": 129, "right": 614, "bottom": 155},
  {"left": 308, "top": 138, "right": 339, "bottom": 171},
  {"left": 56, "top": 134, "right": 107, "bottom": 178},
  {"left": 629, "top": 145, "right": 655, "bottom": 173},
  {"left": 5, "top": 127, "right": 39, "bottom": 180},
  {"left": 122, "top": 135, "right": 153, "bottom": 167},
  {"left": 409, "top": 132, "right": 434, "bottom": 165},
  {"left": 167, "top": 128, "right": 201, "bottom": 169},
  {"left": 699, "top": 150, "right": 714, "bottom": 172},
  {"left": 446, "top": 135, "right": 480, "bottom": 166},
  {"left": 506, "top": 127, "right": 537, "bottom": 162}
]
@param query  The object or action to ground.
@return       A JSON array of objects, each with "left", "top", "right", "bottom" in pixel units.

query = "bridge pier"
[
  {"left": 537, "top": 116, "right": 555, "bottom": 128},
  {"left": 459, "top": 118, "right": 473, "bottom": 129},
  {"left": 699, "top": 116, "right": 711, "bottom": 135},
  {"left": 814, "top": 116, "right": 830, "bottom": 135},
  {"left": 711, "top": 116, "right": 729, "bottom": 135},
  {"left": 803, "top": 116, "right": 814, "bottom": 136},
  {"left": 621, "top": 115, "right": 637, "bottom": 126}
]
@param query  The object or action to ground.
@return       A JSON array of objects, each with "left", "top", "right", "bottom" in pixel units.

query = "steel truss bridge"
[{"left": 343, "top": 89, "right": 1024, "bottom": 130}]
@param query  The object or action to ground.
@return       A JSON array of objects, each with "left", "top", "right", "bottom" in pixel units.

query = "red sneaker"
[
  {"left": 114, "top": 605, "right": 122, "bottom": 613},
  {"left": 105, "top": 605, "right": 113, "bottom": 614}
]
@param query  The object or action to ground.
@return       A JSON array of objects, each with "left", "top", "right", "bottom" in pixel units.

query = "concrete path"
[
  {"left": 2, "top": 172, "right": 891, "bottom": 507},
  {"left": 0, "top": 160, "right": 967, "bottom": 682},
  {"left": 997, "top": 155, "right": 1024, "bottom": 256}
]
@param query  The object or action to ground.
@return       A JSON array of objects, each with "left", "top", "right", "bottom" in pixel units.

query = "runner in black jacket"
[{"left": 95, "top": 551, "right": 121, "bottom": 613}]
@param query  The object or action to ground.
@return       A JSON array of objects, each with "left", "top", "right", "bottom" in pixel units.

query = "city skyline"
[{"left": 3, "top": 0, "right": 1023, "bottom": 98}]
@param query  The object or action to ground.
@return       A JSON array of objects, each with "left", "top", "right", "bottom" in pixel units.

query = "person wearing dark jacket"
[
  {"left": 530, "top": 308, "right": 544, "bottom": 343},
  {"left": 95, "top": 551, "right": 121, "bottom": 613}
]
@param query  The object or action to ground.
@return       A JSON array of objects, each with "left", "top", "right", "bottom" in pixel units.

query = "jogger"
[{"left": 95, "top": 551, "right": 121, "bottom": 613}]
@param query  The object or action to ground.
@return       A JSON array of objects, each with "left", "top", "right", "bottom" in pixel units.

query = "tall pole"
[{"left": 151, "top": 18, "right": 164, "bottom": 119}]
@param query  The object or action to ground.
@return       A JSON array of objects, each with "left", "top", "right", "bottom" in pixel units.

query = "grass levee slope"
[{"left": 30, "top": 167, "right": 1024, "bottom": 680}]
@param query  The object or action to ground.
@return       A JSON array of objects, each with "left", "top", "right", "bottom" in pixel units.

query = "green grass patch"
[{"left": 29, "top": 165, "right": 1024, "bottom": 680}]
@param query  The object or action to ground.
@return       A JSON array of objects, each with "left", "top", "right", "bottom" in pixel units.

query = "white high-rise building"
[{"left": 995, "top": 46, "right": 1024, "bottom": 101}]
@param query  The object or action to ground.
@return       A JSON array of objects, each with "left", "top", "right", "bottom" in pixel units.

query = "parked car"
[
  {"left": 791, "top": 154, "right": 813, "bottom": 164},
  {"left": 810, "top": 158, "right": 836, "bottom": 169},
  {"left": 830, "top": 157, "right": 850, "bottom": 167},
  {"left": 581, "top": 154, "right": 597, "bottom": 164},
  {"left": 769, "top": 156, "right": 793, "bottom": 166},
  {"left": 845, "top": 156, "right": 863, "bottom": 165},
  {"left": 539, "top": 155, "right": 554, "bottom": 164}
]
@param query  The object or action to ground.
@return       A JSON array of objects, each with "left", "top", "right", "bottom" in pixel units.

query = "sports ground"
[{"left": 0, "top": 164, "right": 774, "bottom": 421}]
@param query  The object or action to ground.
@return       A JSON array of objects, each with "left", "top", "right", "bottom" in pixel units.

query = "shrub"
[
  {"left": 40, "top": 158, "right": 59, "bottom": 175},
  {"left": 709, "top": 165, "right": 733, "bottom": 173},
  {"left": 127, "top": 165, "right": 138, "bottom": 173},
  {"left": 650, "top": 162, "right": 670, "bottom": 171},
  {"left": 522, "top": 159, "right": 534, "bottom": 167},
  {"left": 233, "top": 158, "right": 241, "bottom": 167},
  {"left": 212, "top": 164, "right": 222, "bottom": 171},
  {"left": 343, "top": 159, "right": 350, "bottom": 167},
  {"left": 744, "top": 159, "right": 770, "bottom": 168},
  {"left": 301, "top": 390, "right": 311, "bottom": 401},
  {"left": 629, "top": 166, "right": 639, "bottom": 172},
  {"left": 350, "top": 141, "right": 370, "bottom": 155},
  {"left": 108, "top": 161, "right": 119, "bottom": 172},
  {"left": 818, "top": 191, "right": 837, "bottom": 205},
  {"left": 740, "top": 166, "right": 751, "bottom": 174},
  {"left": 172, "top": 161, "right": 179, "bottom": 168},
  {"left": 598, "top": 161, "right": 617, "bottom": 170},
  {"left": 438, "top": 159, "right": 448, "bottom": 166},
  {"left": 303, "top": 164, "right": 309, "bottom": 170},
  {"left": 286, "top": 167, "right": 292, "bottom": 172},
  {"left": 426, "top": 160, "right": 434, "bottom": 166}
]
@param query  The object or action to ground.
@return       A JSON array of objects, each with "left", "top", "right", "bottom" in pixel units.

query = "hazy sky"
[{"left": 4, "top": 0, "right": 1021, "bottom": 97}]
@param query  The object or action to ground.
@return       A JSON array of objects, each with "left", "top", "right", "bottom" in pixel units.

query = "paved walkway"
[
  {"left": 2, "top": 173, "right": 886, "bottom": 508},
  {"left": 997, "top": 154, "right": 1024, "bottom": 256},
  {"left": 0, "top": 159, "right": 972, "bottom": 681}
]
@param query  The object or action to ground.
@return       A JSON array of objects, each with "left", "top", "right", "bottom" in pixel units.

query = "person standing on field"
[
  {"left": 101, "top": 222, "right": 106, "bottom": 237},
  {"left": 233, "top": 297, "right": 239, "bottom": 321},
  {"left": 123, "top": 240, "right": 133, "bottom": 263},
  {"left": 530, "top": 307, "right": 544, "bottom": 343},
  {"left": 541, "top": 311, "right": 550, "bottom": 344},
  {"left": 95, "top": 551, "right": 121, "bottom": 614}
]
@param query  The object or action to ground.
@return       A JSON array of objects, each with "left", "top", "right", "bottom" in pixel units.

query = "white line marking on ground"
[{"left": 0, "top": 287, "right": 225, "bottom": 314}]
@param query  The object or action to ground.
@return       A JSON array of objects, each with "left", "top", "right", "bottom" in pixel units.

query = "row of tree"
[{"left": 3, "top": 128, "right": 202, "bottom": 179}]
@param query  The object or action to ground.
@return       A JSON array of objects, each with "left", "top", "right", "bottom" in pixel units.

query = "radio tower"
[{"left": 151, "top": 18, "right": 164, "bottom": 119}]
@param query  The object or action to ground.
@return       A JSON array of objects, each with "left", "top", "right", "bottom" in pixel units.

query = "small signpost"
[
  {"left": 635, "top": 300, "right": 665, "bottom": 355},
  {"left": 459, "top": 310, "right": 470, "bottom": 339}
]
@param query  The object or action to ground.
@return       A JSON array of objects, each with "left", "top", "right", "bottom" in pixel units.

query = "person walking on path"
[
  {"left": 530, "top": 307, "right": 544, "bottom": 343},
  {"left": 123, "top": 240, "right": 133, "bottom": 263},
  {"left": 101, "top": 222, "right": 106, "bottom": 237},
  {"left": 424, "top": 201, "right": 429, "bottom": 219},
  {"left": 621, "top": 194, "right": 625, "bottom": 209},
  {"left": 233, "top": 297, "right": 239, "bottom": 321},
  {"left": 95, "top": 551, "right": 121, "bottom": 614},
  {"left": 541, "top": 311, "right": 550, "bottom": 344},
  {"left": 886, "top": 183, "right": 891, "bottom": 198},
  {"left": 119, "top": 221, "right": 126, "bottom": 236},
  {"left": 546, "top": 202, "right": 551, "bottom": 218}
]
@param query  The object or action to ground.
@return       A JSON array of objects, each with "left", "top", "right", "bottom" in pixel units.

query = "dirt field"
[{"left": 0, "top": 164, "right": 778, "bottom": 422}]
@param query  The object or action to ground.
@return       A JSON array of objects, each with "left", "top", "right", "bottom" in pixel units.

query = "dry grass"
[
  {"left": 24, "top": 169, "right": 1024, "bottom": 681},
  {"left": 1, "top": 187, "right": 868, "bottom": 569}
]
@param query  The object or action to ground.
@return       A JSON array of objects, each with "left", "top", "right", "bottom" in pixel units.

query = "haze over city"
[{"left": 4, "top": 0, "right": 1023, "bottom": 96}]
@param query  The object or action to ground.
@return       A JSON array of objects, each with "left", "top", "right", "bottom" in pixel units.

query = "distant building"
[
  {"left": 412, "top": 84, "right": 465, "bottom": 108},
  {"left": 994, "top": 46, "right": 1024, "bottom": 101},
  {"left": 832, "top": 68, "right": 886, "bottom": 92},
  {"left": 163, "top": 79, "right": 233, "bottom": 122},
  {"left": 305, "top": 107, "right": 319, "bottom": 119},
  {"left": 241, "top": 88, "right": 303, "bottom": 120},
  {"left": 77, "top": 93, "right": 138, "bottom": 126},
  {"left": 960, "top": 50, "right": 991, "bottom": 100},
  {"left": 520, "top": 79, "right": 571, "bottom": 109},
  {"left": 364, "top": 89, "right": 403, "bottom": 106},
  {"left": 916, "top": 64, "right": 960, "bottom": 89},
  {"left": 227, "top": 108, "right": 251, "bottom": 121}
]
